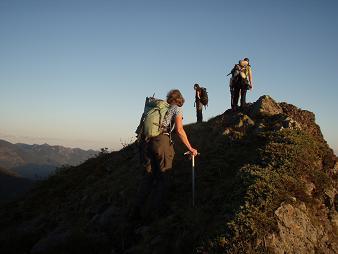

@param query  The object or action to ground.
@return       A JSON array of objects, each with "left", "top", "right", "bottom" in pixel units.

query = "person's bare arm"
[
  {"left": 175, "top": 115, "right": 198, "bottom": 156},
  {"left": 248, "top": 68, "right": 253, "bottom": 90}
]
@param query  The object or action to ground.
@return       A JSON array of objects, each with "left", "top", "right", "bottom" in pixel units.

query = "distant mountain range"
[{"left": 0, "top": 139, "right": 97, "bottom": 179}]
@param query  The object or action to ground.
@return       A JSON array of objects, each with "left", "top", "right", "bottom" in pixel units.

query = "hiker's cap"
[{"left": 244, "top": 57, "right": 249, "bottom": 62}]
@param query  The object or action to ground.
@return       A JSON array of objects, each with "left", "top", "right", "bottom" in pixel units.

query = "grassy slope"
[
  {"left": 0, "top": 167, "right": 34, "bottom": 204},
  {"left": 0, "top": 100, "right": 336, "bottom": 254}
]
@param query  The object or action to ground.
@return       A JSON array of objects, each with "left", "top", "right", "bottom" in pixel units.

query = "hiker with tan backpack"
[
  {"left": 131, "top": 89, "right": 198, "bottom": 220},
  {"left": 228, "top": 57, "right": 253, "bottom": 111}
]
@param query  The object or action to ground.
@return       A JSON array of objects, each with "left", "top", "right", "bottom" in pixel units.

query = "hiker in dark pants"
[
  {"left": 132, "top": 89, "right": 198, "bottom": 220},
  {"left": 194, "top": 84, "right": 203, "bottom": 123},
  {"left": 231, "top": 58, "right": 253, "bottom": 111},
  {"left": 232, "top": 79, "right": 247, "bottom": 110}
]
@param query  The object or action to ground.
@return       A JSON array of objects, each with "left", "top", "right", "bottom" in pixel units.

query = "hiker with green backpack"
[{"left": 132, "top": 89, "right": 198, "bottom": 220}]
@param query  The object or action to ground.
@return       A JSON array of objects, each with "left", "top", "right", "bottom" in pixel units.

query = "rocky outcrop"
[
  {"left": 249, "top": 95, "right": 283, "bottom": 118},
  {"left": 266, "top": 202, "right": 338, "bottom": 254},
  {"left": 279, "top": 102, "right": 323, "bottom": 140}
]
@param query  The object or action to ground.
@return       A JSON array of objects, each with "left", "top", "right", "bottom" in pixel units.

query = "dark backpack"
[
  {"left": 200, "top": 87, "right": 208, "bottom": 106},
  {"left": 230, "top": 64, "right": 241, "bottom": 79}
]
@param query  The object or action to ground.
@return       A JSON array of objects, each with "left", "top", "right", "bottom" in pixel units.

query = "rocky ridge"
[{"left": 0, "top": 95, "right": 336, "bottom": 254}]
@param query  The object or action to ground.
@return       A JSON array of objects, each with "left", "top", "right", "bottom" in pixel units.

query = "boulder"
[
  {"left": 265, "top": 202, "right": 338, "bottom": 254},
  {"left": 332, "top": 161, "right": 338, "bottom": 175},
  {"left": 222, "top": 128, "right": 231, "bottom": 136},
  {"left": 271, "top": 116, "right": 302, "bottom": 132},
  {"left": 233, "top": 114, "right": 255, "bottom": 129},
  {"left": 222, "top": 114, "right": 254, "bottom": 137},
  {"left": 253, "top": 122, "right": 266, "bottom": 134},
  {"left": 250, "top": 95, "right": 283, "bottom": 118},
  {"left": 282, "top": 117, "right": 302, "bottom": 130}
]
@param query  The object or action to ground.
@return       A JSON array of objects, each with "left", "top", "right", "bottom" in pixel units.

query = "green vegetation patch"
[{"left": 202, "top": 129, "right": 334, "bottom": 253}]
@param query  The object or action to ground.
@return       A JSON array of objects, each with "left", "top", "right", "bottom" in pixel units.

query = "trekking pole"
[{"left": 184, "top": 151, "right": 200, "bottom": 207}]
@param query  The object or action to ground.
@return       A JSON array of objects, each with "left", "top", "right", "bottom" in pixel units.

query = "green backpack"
[{"left": 135, "top": 97, "right": 170, "bottom": 140}]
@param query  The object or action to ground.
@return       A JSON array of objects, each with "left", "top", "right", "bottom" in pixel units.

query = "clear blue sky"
[{"left": 0, "top": 0, "right": 337, "bottom": 153}]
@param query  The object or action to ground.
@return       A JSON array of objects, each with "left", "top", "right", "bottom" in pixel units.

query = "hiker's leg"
[
  {"left": 240, "top": 88, "right": 247, "bottom": 108},
  {"left": 135, "top": 171, "right": 153, "bottom": 207},
  {"left": 131, "top": 170, "right": 154, "bottom": 220},
  {"left": 139, "top": 139, "right": 152, "bottom": 173},
  {"left": 150, "top": 135, "right": 174, "bottom": 215},
  {"left": 131, "top": 141, "right": 154, "bottom": 220},
  {"left": 195, "top": 106, "right": 199, "bottom": 122},
  {"left": 233, "top": 86, "right": 240, "bottom": 110},
  {"left": 230, "top": 87, "right": 234, "bottom": 109},
  {"left": 153, "top": 170, "right": 172, "bottom": 215},
  {"left": 150, "top": 134, "right": 174, "bottom": 172},
  {"left": 197, "top": 102, "right": 203, "bottom": 122}
]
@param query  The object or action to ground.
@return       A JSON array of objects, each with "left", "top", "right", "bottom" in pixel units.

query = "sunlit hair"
[{"left": 166, "top": 89, "right": 185, "bottom": 107}]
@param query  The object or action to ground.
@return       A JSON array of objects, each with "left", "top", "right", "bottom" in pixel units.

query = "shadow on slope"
[{"left": 0, "top": 167, "right": 34, "bottom": 204}]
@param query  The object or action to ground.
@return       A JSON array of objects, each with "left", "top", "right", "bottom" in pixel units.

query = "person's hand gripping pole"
[{"left": 184, "top": 151, "right": 200, "bottom": 207}]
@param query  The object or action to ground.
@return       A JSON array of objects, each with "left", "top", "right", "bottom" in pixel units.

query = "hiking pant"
[
  {"left": 135, "top": 134, "right": 175, "bottom": 216},
  {"left": 140, "top": 134, "right": 174, "bottom": 173},
  {"left": 196, "top": 101, "right": 203, "bottom": 123},
  {"left": 230, "top": 86, "right": 235, "bottom": 109},
  {"left": 232, "top": 83, "right": 247, "bottom": 109}
]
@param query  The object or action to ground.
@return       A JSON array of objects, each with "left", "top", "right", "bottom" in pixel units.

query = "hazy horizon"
[{"left": 1, "top": 0, "right": 337, "bottom": 154}]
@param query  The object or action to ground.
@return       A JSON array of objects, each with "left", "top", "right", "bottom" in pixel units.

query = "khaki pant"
[
  {"left": 140, "top": 134, "right": 175, "bottom": 173},
  {"left": 134, "top": 134, "right": 175, "bottom": 217}
]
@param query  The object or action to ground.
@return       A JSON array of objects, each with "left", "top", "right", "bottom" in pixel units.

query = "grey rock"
[
  {"left": 253, "top": 122, "right": 266, "bottom": 134},
  {"left": 332, "top": 161, "right": 338, "bottom": 175},
  {"left": 324, "top": 188, "right": 336, "bottom": 209},
  {"left": 223, "top": 128, "right": 231, "bottom": 136},
  {"left": 250, "top": 95, "right": 283, "bottom": 118},
  {"left": 304, "top": 181, "right": 316, "bottom": 197},
  {"left": 282, "top": 117, "right": 302, "bottom": 130},
  {"left": 265, "top": 202, "right": 338, "bottom": 254},
  {"left": 233, "top": 113, "right": 255, "bottom": 129}
]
